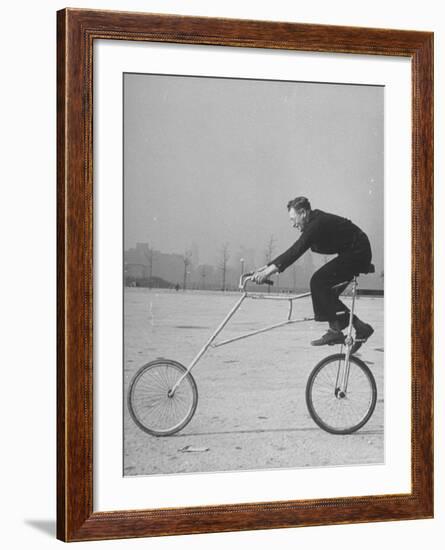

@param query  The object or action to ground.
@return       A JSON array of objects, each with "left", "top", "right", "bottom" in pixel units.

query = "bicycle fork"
[{"left": 335, "top": 277, "right": 358, "bottom": 398}]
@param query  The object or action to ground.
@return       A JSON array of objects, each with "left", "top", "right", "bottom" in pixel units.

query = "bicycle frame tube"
[
  {"left": 213, "top": 290, "right": 312, "bottom": 347},
  {"left": 169, "top": 277, "right": 312, "bottom": 394},
  {"left": 170, "top": 291, "right": 248, "bottom": 394}
]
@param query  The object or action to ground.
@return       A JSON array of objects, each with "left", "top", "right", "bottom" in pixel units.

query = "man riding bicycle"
[{"left": 252, "top": 196, "right": 374, "bottom": 350}]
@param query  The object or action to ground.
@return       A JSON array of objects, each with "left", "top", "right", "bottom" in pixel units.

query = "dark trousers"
[{"left": 310, "top": 235, "right": 372, "bottom": 326}]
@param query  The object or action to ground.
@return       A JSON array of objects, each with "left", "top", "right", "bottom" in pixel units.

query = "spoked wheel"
[
  {"left": 128, "top": 359, "right": 198, "bottom": 436},
  {"left": 306, "top": 353, "right": 377, "bottom": 435}
]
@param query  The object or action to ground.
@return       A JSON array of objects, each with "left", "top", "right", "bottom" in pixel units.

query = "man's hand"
[{"left": 251, "top": 264, "right": 278, "bottom": 284}]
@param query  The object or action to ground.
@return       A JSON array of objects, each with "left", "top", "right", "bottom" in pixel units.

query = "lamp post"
[{"left": 183, "top": 251, "right": 192, "bottom": 291}]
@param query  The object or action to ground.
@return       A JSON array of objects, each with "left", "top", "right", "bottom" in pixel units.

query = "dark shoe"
[
  {"left": 311, "top": 329, "right": 346, "bottom": 347},
  {"left": 350, "top": 323, "right": 374, "bottom": 354}
]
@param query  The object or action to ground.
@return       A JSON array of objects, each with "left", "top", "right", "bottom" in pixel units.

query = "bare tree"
[
  {"left": 264, "top": 234, "right": 275, "bottom": 264},
  {"left": 200, "top": 265, "right": 207, "bottom": 290},
  {"left": 218, "top": 243, "right": 230, "bottom": 291},
  {"left": 182, "top": 250, "right": 192, "bottom": 291},
  {"left": 264, "top": 235, "right": 275, "bottom": 293},
  {"left": 292, "top": 263, "right": 297, "bottom": 292}
]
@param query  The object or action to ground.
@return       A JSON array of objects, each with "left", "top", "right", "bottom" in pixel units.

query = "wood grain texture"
[{"left": 57, "top": 8, "right": 434, "bottom": 542}]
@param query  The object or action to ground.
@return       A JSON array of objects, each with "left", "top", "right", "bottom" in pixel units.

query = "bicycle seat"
[
  {"left": 333, "top": 264, "right": 375, "bottom": 289},
  {"left": 352, "top": 263, "right": 375, "bottom": 277}
]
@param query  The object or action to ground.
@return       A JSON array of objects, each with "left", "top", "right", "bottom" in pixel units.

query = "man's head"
[{"left": 287, "top": 196, "right": 311, "bottom": 231}]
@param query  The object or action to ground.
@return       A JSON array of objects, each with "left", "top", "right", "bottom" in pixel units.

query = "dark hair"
[{"left": 287, "top": 196, "right": 311, "bottom": 212}]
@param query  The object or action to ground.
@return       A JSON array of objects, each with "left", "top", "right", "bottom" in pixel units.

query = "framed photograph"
[{"left": 57, "top": 8, "right": 433, "bottom": 542}]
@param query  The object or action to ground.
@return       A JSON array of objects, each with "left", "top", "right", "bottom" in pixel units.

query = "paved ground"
[{"left": 123, "top": 288, "right": 384, "bottom": 476}]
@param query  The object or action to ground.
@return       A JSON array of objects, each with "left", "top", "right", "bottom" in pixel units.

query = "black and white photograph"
[
  {"left": 2, "top": 0, "right": 439, "bottom": 547},
  {"left": 123, "top": 72, "right": 384, "bottom": 476}
]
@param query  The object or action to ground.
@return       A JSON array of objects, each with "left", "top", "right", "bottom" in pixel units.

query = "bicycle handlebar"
[{"left": 239, "top": 271, "right": 274, "bottom": 290}]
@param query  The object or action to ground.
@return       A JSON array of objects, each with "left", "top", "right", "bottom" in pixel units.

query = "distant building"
[
  {"left": 124, "top": 243, "right": 186, "bottom": 288},
  {"left": 125, "top": 263, "right": 147, "bottom": 279}
]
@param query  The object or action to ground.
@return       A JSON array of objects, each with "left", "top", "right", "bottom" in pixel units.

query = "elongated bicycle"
[{"left": 128, "top": 271, "right": 377, "bottom": 436}]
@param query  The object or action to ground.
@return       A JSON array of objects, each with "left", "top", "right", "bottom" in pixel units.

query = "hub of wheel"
[{"left": 334, "top": 387, "right": 346, "bottom": 399}]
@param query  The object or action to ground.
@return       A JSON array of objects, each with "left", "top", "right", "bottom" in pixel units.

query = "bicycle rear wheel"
[
  {"left": 128, "top": 359, "right": 198, "bottom": 436},
  {"left": 306, "top": 353, "right": 377, "bottom": 435}
]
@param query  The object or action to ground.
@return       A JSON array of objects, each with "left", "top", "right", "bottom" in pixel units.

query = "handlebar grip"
[{"left": 240, "top": 272, "right": 274, "bottom": 287}]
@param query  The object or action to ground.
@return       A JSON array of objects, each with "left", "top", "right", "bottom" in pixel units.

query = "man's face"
[{"left": 289, "top": 207, "right": 307, "bottom": 231}]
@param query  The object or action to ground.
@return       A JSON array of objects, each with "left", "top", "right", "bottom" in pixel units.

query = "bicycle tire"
[
  {"left": 306, "top": 353, "right": 377, "bottom": 435},
  {"left": 128, "top": 359, "right": 198, "bottom": 436}
]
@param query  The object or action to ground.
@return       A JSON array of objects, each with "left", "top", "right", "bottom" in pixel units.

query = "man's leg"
[
  {"left": 310, "top": 256, "right": 374, "bottom": 349},
  {"left": 309, "top": 258, "right": 354, "bottom": 346},
  {"left": 328, "top": 281, "right": 351, "bottom": 332}
]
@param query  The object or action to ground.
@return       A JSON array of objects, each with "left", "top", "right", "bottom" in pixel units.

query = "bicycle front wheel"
[
  {"left": 128, "top": 359, "right": 198, "bottom": 436},
  {"left": 306, "top": 353, "right": 377, "bottom": 435}
]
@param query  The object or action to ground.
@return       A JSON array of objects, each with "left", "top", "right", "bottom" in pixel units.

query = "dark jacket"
[{"left": 270, "top": 209, "right": 370, "bottom": 273}]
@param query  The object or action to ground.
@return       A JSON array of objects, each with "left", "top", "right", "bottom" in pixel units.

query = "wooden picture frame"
[{"left": 57, "top": 8, "right": 433, "bottom": 542}]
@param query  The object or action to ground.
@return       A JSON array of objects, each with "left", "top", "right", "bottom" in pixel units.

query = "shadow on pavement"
[{"left": 174, "top": 427, "right": 383, "bottom": 438}]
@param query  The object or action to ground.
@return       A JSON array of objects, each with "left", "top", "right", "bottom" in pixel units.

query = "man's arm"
[{"left": 269, "top": 232, "right": 312, "bottom": 273}]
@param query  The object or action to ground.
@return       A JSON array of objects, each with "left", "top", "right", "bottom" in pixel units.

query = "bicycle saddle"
[{"left": 352, "top": 263, "right": 375, "bottom": 277}]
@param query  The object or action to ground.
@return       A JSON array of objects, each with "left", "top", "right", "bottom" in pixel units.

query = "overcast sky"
[{"left": 124, "top": 73, "right": 383, "bottom": 272}]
